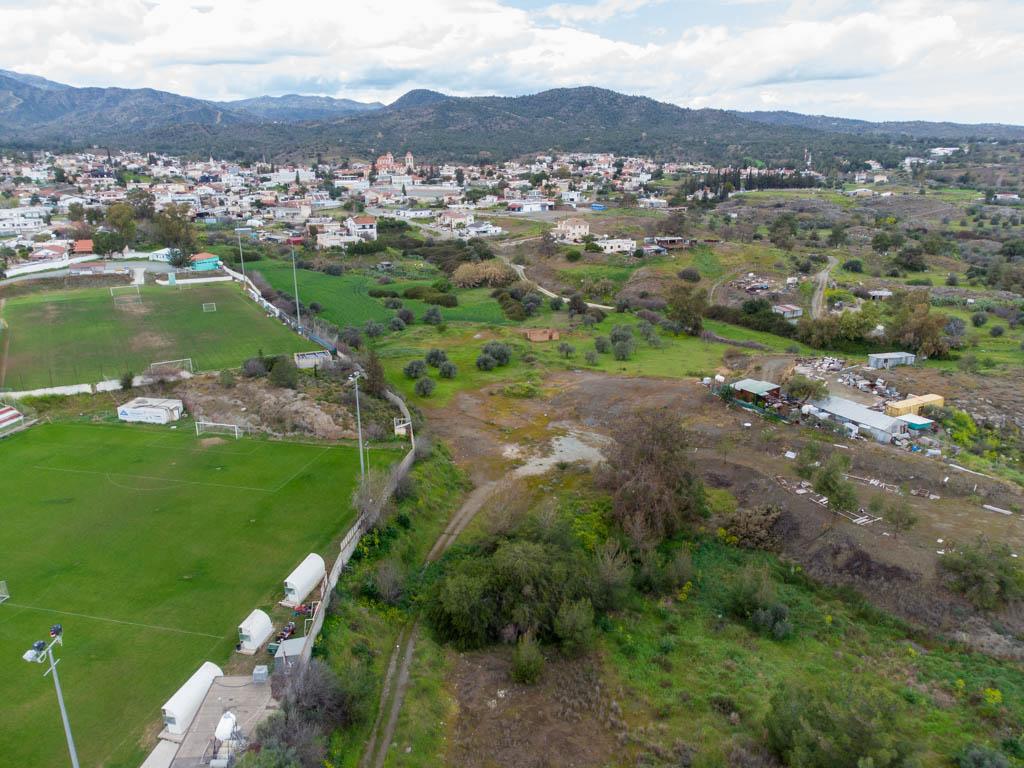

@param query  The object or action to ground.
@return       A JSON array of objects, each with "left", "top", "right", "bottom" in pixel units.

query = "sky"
[{"left": 2, "top": 0, "right": 1023, "bottom": 123}]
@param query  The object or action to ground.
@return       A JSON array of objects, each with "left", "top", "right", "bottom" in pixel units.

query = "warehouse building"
[
  {"left": 811, "top": 395, "right": 909, "bottom": 443},
  {"left": 867, "top": 351, "right": 916, "bottom": 369}
]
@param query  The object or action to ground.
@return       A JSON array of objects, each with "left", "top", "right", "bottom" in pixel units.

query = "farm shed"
[
  {"left": 812, "top": 396, "right": 908, "bottom": 443},
  {"left": 238, "top": 609, "right": 273, "bottom": 654},
  {"left": 116, "top": 397, "right": 184, "bottom": 425},
  {"left": 282, "top": 553, "right": 326, "bottom": 606},
  {"left": 161, "top": 661, "right": 223, "bottom": 736},
  {"left": 274, "top": 636, "right": 306, "bottom": 674},
  {"left": 885, "top": 394, "right": 945, "bottom": 417},
  {"left": 730, "top": 378, "right": 781, "bottom": 404},
  {"left": 771, "top": 304, "right": 804, "bottom": 320},
  {"left": 867, "top": 351, "right": 916, "bottom": 369},
  {"left": 523, "top": 328, "right": 560, "bottom": 342}
]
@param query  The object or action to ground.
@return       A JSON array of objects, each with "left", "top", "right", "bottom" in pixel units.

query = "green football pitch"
[
  {"left": 0, "top": 422, "right": 387, "bottom": 767},
  {"left": 0, "top": 282, "right": 316, "bottom": 391}
]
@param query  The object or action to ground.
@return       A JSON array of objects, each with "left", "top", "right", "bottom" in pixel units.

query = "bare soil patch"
[
  {"left": 198, "top": 437, "right": 227, "bottom": 447},
  {"left": 447, "top": 650, "right": 622, "bottom": 768},
  {"left": 130, "top": 330, "right": 170, "bottom": 351}
]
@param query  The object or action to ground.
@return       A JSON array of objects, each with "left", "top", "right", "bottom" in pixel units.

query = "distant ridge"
[{"left": 1, "top": 69, "right": 1022, "bottom": 163}]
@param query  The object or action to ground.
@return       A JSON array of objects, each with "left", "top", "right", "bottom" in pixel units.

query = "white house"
[
  {"left": 237, "top": 609, "right": 273, "bottom": 654},
  {"left": 437, "top": 210, "right": 474, "bottom": 230},
  {"left": 507, "top": 199, "right": 554, "bottom": 213},
  {"left": 116, "top": 397, "right": 184, "bottom": 425},
  {"left": 316, "top": 232, "right": 361, "bottom": 250},
  {"left": 554, "top": 217, "right": 589, "bottom": 242},
  {"left": 597, "top": 238, "right": 637, "bottom": 254},
  {"left": 161, "top": 662, "right": 223, "bottom": 736},
  {"left": 345, "top": 215, "right": 378, "bottom": 240},
  {"left": 282, "top": 553, "right": 326, "bottom": 606}
]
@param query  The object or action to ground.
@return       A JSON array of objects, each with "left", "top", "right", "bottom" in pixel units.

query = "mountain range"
[{"left": 2, "top": 69, "right": 1023, "bottom": 165}]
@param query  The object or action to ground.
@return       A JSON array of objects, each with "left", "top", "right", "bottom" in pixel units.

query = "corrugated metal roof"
[
  {"left": 813, "top": 396, "right": 901, "bottom": 433},
  {"left": 732, "top": 378, "right": 780, "bottom": 396}
]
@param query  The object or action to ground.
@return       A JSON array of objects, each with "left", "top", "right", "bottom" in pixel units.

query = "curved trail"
[
  {"left": 360, "top": 479, "right": 501, "bottom": 768},
  {"left": 812, "top": 253, "right": 839, "bottom": 318},
  {"left": 494, "top": 239, "right": 615, "bottom": 311}
]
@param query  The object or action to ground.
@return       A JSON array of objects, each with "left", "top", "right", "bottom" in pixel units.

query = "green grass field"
[
  {"left": 253, "top": 262, "right": 510, "bottom": 328},
  {"left": 0, "top": 422, "right": 384, "bottom": 767},
  {"left": 0, "top": 283, "right": 314, "bottom": 390}
]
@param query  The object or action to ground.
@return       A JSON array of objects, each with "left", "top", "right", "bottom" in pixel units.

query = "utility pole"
[
  {"left": 234, "top": 227, "right": 250, "bottom": 281},
  {"left": 23, "top": 625, "right": 79, "bottom": 768}
]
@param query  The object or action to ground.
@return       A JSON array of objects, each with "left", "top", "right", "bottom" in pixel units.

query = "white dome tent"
[
  {"left": 282, "top": 553, "right": 326, "bottom": 607},
  {"left": 237, "top": 609, "right": 273, "bottom": 654},
  {"left": 161, "top": 661, "right": 223, "bottom": 736}
]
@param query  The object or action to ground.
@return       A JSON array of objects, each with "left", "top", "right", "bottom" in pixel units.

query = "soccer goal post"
[
  {"left": 195, "top": 420, "right": 245, "bottom": 439},
  {"left": 148, "top": 358, "right": 194, "bottom": 374},
  {"left": 0, "top": 580, "right": 9, "bottom": 604},
  {"left": 110, "top": 285, "right": 141, "bottom": 297},
  {"left": 202, "top": 302, "right": 217, "bottom": 313}
]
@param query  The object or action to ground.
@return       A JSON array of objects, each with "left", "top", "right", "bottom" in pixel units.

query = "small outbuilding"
[
  {"left": 274, "top": 636, "right": 306, "bottom": 674},
  {"left": 161, "top": 661, "right": 223, "bottom": 736},
  {"left": 294, "top": 350, "right": 332, "bottom": 369},
  {"left": 867, "top": 351, "right": 916, "bottom": 369},
  {"left": 730, "top": 378, "right": 781, "bottom": 404},
  {"left": 237, "top": 609, "right": 273, "bottom": 655},
  {"left": 117, "top": 397, "right": 184, "bottom": 424},
  {"left": 771, "top": 304, "right": 804, "bottom": 320},
  {"left": 885, "top": 394, "right": 944, "bottom": 417},
  {"left": 282, "top": 553, "right": 326, "bottom": 607}
]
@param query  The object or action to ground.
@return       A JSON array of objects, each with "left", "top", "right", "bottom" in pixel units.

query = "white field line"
[{"left": 3, "top": 602, "right": 223, "bottom": 639}]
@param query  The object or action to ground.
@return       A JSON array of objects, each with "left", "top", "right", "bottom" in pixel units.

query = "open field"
[
  {"left": 0, "top": 282, "right": 313, "bottom": 390},
  {"left": 0, "top": 422, "right": 383, "bottom": 767},
  {"left": 253, "top": 262, "right": 510, "bottom": 327}
]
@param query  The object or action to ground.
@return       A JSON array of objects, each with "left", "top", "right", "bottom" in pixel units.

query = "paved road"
[{"left": 812, "top": 253, "right": 839, "bottom": 319}]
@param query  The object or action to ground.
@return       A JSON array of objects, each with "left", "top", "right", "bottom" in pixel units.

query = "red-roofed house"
[
  {"left": 73, "top": 239, "right": 94, "bottom": 255},
  {"left": 345, "top": 215, "right": 377, "bottom": 241},
  {"left": 189, "top": 252, "right": 221, "bottom": 271}
]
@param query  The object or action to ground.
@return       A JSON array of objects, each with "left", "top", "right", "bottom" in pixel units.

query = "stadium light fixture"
[
  {"left": 23, "top": 624, "right": 80, "bottom": 768},
  {"left": 290, "top": 248, "right": 302, "bottom": 331},
  {"left": 234, "top": 227, "right": 252, "bottom": 281}
]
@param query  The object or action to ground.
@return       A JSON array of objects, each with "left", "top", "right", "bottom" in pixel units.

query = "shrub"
[
  {"left": 269, "top": 357, "right": 299, "bottom": 388},
  {"left": 766, "top": 679, "right": 920, "bottom": 768},
  {"left": 243, "top": 357, "right": 268, "bottom": 377},
  {"left": 403, "top": 359, "right": 427, "bottom": 379},
  {"left": 119, "top": 370, "right": 134, "bottom": 390},
  {"left": 368, "top": 288, "right": 399, "bottom": 298},
  {"left": 612, "top": 338, "right": 636, "bottom": 360},
  {"left": 324, "top": 263, "right": 344, "bottom": 276},
  {"left": 584, "top": 350, "right": 598, "bottom": 365},
  {"left": 609, "top": 325, "right": 633, "bottom": 344},
  {"left": 990, "top": 325, "right": 1005, "bottom": 337},
  {"left": 397, "top": 308, "right": 414, "bottom": 325},
  {"left": 341, "top": 326, "right": 362, "bottom": 349},
  {"left": 957, "top": 745, "right": 1010, "bottom": 768},
  {"left": 364, "top": 320, "right": 384, "bottom": 338},
  {"left": 842, "top": 259, "right": 863, "bottom": 273},
  {"left": 972, "top": 312, "right": 989, "bottom": 327},
  {"left": 481, "top": 341, "right": 512, "bottom": 366},
  {"left": 451, "top": 260, "right": 516, "bottom": 287},
  {"left": 414, "top": 376, "right": 436, "bottom": 397},
  {"left": 476, "top": 353, "right": 497, "bottom": 371},
  {"left": 553, "top": 598, "right": 594, "bottom": 656},
  {"left": 724, "top": 564, "right": 777, "bottom": 620},
  {"left": 594, "top": 336, "right": 611, "bottom": 354},
  {"left": 565, "top": 249, "right": 582, "bottom": 262},
  {"left": 423, "top": 307, "right": 443, "bottom": 325},
  {"left": 511, "top": 636, "right": 544, "bottom": 684},
  {"left": 425, "top": 348, "right": 448, "bottom": 368},
  {"left": 383, "top": 297, "right": 403, "bottom": 309},
  {"left": 678, "top": 267, "right": 701, "bottom": 282},
  {"left": 557, "top": 342, "right": 575, "bottom": 358},
  {"left": 438, "top": 361, "right": 458, "bottom": 379},
  {"left": 549, "top": 296, "right": 564, "bottom": 311},
  {"left": 941, "top": 537, "right": 1024, "bottom": 610},
  {"left": 219, "top": 369, "right": 236, "bottom": 388},
  {"left": 389, "top": 317, "right": 406, "bottom": 332}
]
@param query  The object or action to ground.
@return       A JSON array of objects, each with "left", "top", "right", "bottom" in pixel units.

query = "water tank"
[{"left": 215, "top": 711, "right": 237, "bottom": 741}]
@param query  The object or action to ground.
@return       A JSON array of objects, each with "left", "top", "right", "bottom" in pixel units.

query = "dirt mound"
[{"left": 177, "top": 376, "right": 358, "bottom": 440}]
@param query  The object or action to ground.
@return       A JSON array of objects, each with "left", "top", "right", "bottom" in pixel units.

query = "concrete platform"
[{"left": 169, "top": 676, "right": 278, "bottom": 768}]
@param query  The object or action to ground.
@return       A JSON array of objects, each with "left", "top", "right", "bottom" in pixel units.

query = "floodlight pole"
[
  {"left": 352, "top": 372, "right": 366, "bottom": 484},
  {"left": 29, "top": 635, "right": 79, "bottom": 768},
  {"left": 291, "top": 247, "right": 302, "bottom": 332},
  {"left": 234, "top": 228, "right": 248, "bottom": 281}
]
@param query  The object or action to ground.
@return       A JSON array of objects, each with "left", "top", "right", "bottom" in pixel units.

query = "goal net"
[
  {"left": 202, "top": 303, "right": 217, "bottom": 313},
  {"left": 195, "top": 420, "right": 246, "bottom": 439},
  {"left": 111, "top": 284, "right": 142, "bottom": 307},
  {"left": 148, "top": 358, "right": 194, "bottom": 375},
  {"left": 0, "top": 580, "right": 9, "bottom": 604}
]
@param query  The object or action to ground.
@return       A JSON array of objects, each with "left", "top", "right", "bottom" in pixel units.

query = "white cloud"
[{"left": 0, "top": 0, "right": 1021, "bottom": 122}]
